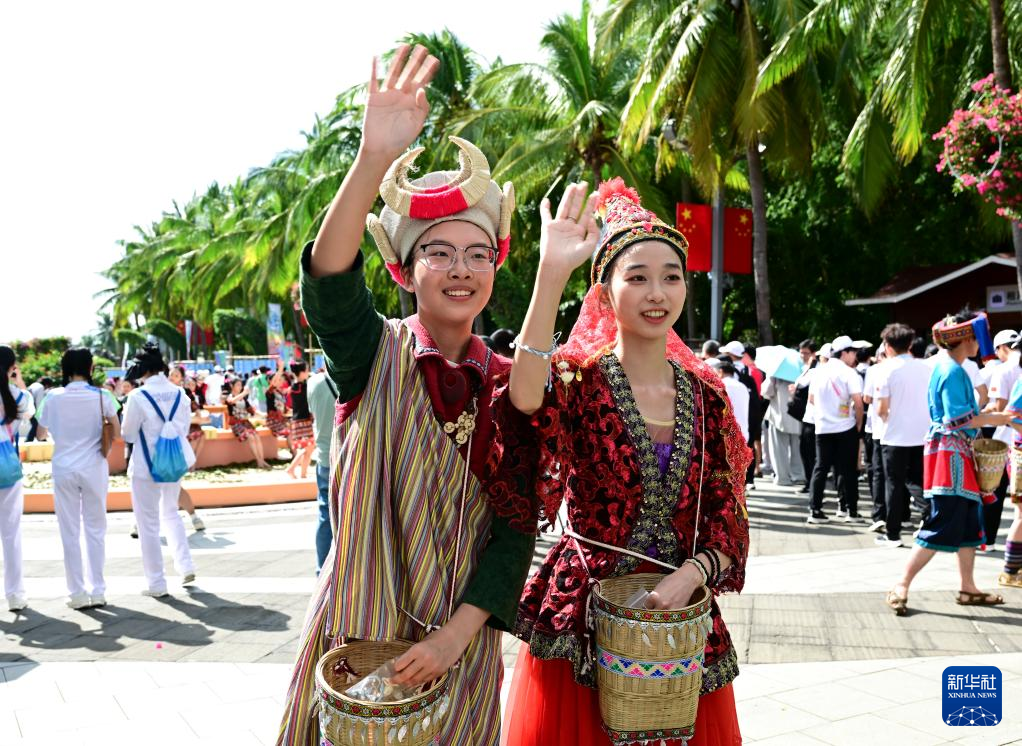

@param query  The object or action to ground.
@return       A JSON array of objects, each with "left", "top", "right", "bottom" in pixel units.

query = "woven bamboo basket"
[
  {"left": 1010, "top": 447, "right": 1022, "bottom": 504},
  {"left": 593, "top": 573, "right": 714, "bottom": 746},
  {"left": 315, "top": 641, "right": 449, "bottom": 746},
  {"left": 974, "top": 438, "right": 1009, "bottom": 494}
]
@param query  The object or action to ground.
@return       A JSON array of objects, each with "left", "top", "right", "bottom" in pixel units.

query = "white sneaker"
[
  {"left": 843, "top": 514, "right": 866, "bottom": 524},
  {"left": 834, "top": 509, "right": 848, "bottom": 519},
  {"left": 89, "top": 594, "right": 107, "bottom": 608},
  {"left": 7, "top": 595, "right": 27, "bottom": 612},
  {"left": 142, "top": 588, "right": 169, "bottom": 598},
  {"left": 875, "top": 536, "right": 904, "bottom": 548},
  {"left": 191, "top": 514, "right": 206, "bottom": 531},
  {"left": 869, "top": 520, "right": 886, "bottom": 533},
  {"left": 67, "top": 593, "right": 91, "bottom": 610}
]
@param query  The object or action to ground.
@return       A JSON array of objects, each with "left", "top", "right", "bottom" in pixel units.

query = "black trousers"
[
  {"left": 810, "top": 426, "right": 860, "bottom": 514},
  {"left": 984, "top": 472, "right": 1010, "bottom": 547},
  {"left": 882, "top": 444, "right": 923, "bottom": 540},
  {"left": 800, "top": 421, "right": 816, "bottom": 488},
  {"left": 870, "top": 437, "right": 886, "bottom": 523}
]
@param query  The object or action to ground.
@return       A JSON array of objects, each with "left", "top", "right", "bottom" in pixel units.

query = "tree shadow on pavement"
[
  {"left": 153, "top": 589, "right": 290, "bottom": 632},
  {"left": 0, "top": 603, "right": 213, "bottom": 657}
]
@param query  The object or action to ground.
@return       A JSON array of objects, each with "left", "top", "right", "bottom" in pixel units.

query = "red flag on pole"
[
  {"left": 676, "top": 203, "right": 712, "bottom": 271},
  {"left": 724, "top": 208, "right": 753, "bottom": 274}
]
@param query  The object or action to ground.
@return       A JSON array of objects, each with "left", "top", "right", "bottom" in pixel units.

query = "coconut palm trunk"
[
  {"left": 746, "top": 140, "right": 773, "bottom": 345},
  {"left": 989, "top": 0, "right": 1022, "bottom": 297}
]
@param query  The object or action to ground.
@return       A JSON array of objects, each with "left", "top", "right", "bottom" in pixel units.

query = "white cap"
[
  {"left": 720, "top": 341, "right": 746, "bottom": 358},
  {"left": 705, "top": 357, "right": 722, "bottom": 370},
  {"left": 852, "top": 339, "right": 873, "bottom": 349},
  {"left": 993, "top": 329, "right": 1019, "bottom": 348},
  {"left": 819, "top": 343, "right": 834, "bottom": 358},
  {"left": 213, "top": 365, "right": 223, "bottom": 373},
  {"left": 830, "top": 335, "right": 855, "bottom": 354}
]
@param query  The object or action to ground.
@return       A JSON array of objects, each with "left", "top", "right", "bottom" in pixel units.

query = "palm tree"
[
  {"left": 610, "top": 0, "right": 818, "bottom": 344},
  {"left": 757, "top": 0, "right": 1022, "bottom": 295}
]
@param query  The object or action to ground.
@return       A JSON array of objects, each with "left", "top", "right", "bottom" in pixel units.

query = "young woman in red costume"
[{"left": 489, "top": 180, "right": 750, "bottom": 746}]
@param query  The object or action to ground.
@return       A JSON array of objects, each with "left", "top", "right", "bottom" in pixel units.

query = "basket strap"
[
  {"left": 691, "top": 378, "right": 706, "bottom": 558},
  {"left": 563, "top": 529, "right": 678, "bottom": 572}
]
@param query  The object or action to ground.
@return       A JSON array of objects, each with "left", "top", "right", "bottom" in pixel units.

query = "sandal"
[
  {"left": 956, "top": 591, "right": 1005, "bottom": 606},
  {"left": 885, "top": 590, "right": 908, "bottom": 616}
]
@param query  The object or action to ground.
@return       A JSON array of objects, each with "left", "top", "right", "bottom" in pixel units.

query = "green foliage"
[
  {"left": 213, "top": 309, "right": 266, "bottom": 355},
  {"left": 98, "top": 0, "right": 1020, "bottom": 350},
  {"left": 17, "top": 350, "right": 62, "bottom": 384}
]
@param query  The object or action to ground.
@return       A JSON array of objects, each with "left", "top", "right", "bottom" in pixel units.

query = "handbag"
[
  {"left": 100, "top": 389, "right": 114, "bottom": 457},
  {"left": 787, "top": 382, "right": 809, "bottom": 422},
  {"left": 0, "top": 392, "right": 24, "bottom": 488}
]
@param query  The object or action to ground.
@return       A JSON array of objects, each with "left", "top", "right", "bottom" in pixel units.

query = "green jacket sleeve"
[
  {"left": 462, "top": 514, "right": 536, "bottom": 632},
  {"left": 299, "top": 242, "right": 384, "bottom": 403}
]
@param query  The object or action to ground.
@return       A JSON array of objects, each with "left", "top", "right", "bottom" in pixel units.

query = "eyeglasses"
[{"left": 417, "top": 242, "right": 496, "bottom": 272}]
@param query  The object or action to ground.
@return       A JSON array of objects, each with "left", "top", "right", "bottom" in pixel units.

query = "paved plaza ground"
[{"left": 1, "top": 480, "right": 1021, "bottom": 744}]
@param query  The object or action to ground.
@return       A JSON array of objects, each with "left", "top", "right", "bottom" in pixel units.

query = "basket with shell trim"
[
  {"left": 974, "top": 437, "right": 1009, "bottom": 494},
  {"left": 315, "top": 641, "right": 449, "bottom": 746},
  {"left": 592, "top": 575, "right": 713, "bottom": 745},
  {"left": 315, "top": 412, "right": 481, "bottom": 745}
]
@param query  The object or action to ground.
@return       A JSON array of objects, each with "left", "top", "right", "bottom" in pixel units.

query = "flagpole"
[{"left": 710, "top": 182, "right": 725, "bottom": 341}]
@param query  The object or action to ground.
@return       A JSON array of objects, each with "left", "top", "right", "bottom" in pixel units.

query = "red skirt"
[{"left": 503, "top": 647, "right": 741, "bottom": 746}]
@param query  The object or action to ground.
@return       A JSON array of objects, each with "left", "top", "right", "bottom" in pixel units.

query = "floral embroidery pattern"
[{"left": 600, "top": 354, "right": 694, "bottom": 575}]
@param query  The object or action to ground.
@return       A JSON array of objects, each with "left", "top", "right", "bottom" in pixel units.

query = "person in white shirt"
[
  {"left": 792, "top": 339, "right": 819, "bottom": 493},
  {"left": 25, "top": 376, "right": 53, "bottom": 442},
  {"left": 203, "top": 366, "right": 225, "bottom": 406},
  {"left": 862, "top": 344, "right": 889, "bottom": 532},
  {"left": 807, "top": 336, "right": 864, "bottom": 523},
  {"left": 712, "top": 357, "right": 750, "bottom": 441},
  {"left": 120, "top": 345, "right": 196, "bottom": 596},
  {"left": 983, "top": 330, "right": 1021, "bottom": 547},
  {"left": 0, "top": 346, "right": 34, "bottom": 612},
  {"left": 37, "top": 348, "right": 121, "bottom": 608},
  {"left": 874, "top": 325, "right": 931, "bottom": 546}
]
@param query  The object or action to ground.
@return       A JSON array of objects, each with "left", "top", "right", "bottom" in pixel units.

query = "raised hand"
[
  {"left": 538, "top": 182, "right": 600, "bottom": 278},
  {"left": 361, "top": 44, "right": 441, "bottom": 162}
]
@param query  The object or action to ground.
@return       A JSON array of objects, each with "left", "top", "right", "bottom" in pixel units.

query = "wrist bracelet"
[
  {"left": 511, "top": 332, "right": 561, "bottom": 360},
  {"left": 683, "top": 557, "right": 708, "bottom": 586},
  {"left": 512, "top": 333, "right": 562, "bottom": 391},
  {"left": 697, "top": 549, "right": 720, "bottom": 586}
]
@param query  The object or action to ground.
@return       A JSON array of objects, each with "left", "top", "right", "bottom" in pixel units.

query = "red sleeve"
[{"left": 485, "top": 366, "right": 577, "bottom": 531}]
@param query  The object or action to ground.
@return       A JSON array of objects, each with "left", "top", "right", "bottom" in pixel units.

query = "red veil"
[{"left": 555, "top": 284, "right": 751, "bottom": 508}]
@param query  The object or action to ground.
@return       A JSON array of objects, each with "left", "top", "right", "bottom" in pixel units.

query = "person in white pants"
[
  {"left": 37, "top": 347, "right": 121, "bottom": 609},
  {"left": 0, "top": 345, "right": 34, "bottom": 612},
  {"left": 120, "top": 344, "right": 196, "bottom": 597},
  {"left": 762, "top": 375, "right": 806, "bottom": 486}
]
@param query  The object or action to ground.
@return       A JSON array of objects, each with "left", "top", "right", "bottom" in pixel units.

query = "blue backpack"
[
  {"left": 0, "top": 391, "right": 24, "bottom": 488},
  {"left": 137, "top": 390, "right": 188, "bottom": 483}
]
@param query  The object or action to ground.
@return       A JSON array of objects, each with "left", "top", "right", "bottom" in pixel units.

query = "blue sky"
[{"left": 2, "top": 0, "right": 583, "bottom": 342}]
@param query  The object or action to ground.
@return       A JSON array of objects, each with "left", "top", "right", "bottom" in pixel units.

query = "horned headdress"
[{"left": 365, "top": 136, "right": 515, "bottom": 284}]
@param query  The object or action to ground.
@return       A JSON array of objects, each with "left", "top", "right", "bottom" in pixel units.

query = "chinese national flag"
[
  {"left": 724, "top": 208, "right": 753, "bottom": 274},
  {"left": 676, "top": 203, "right": 712, "bottom": 271}
]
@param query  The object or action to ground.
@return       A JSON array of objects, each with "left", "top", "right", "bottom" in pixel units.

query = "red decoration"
[
  {"left": 676, "top": 203, "right": 712, "bottom": 271},
  {"left": 724, "top": 208, "right": 753, "bottom": 274}
]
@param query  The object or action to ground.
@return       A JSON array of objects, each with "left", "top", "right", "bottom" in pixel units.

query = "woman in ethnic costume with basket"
[
  {"left": 489, "top": 179, "right": 751, "bottom": 746},
  {"left": 277, "top": 45, "right": 540, "bottom": 746},
  {"left": 885, "top": 311, "right": 1016, "bottom": 615}
]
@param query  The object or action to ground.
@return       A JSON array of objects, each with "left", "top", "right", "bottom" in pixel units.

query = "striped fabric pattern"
[{"left": 278, "top": 320, "right": 503, "bottom": 746}]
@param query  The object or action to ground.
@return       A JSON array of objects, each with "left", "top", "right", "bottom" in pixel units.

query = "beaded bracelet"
[
  {"left": 697, "top": 549, "right": 720, "bottom": 586},
  {"left": 683, "top": 557, "right": 708, "bottom": 586}
]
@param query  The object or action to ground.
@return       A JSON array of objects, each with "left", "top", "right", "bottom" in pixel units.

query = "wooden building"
[{"left": 845, "top": 254, "right": 1021, "bottom": 335}]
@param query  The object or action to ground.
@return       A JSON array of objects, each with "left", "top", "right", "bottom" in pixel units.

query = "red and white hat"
[{"left": 365, "top": 136, "right": 515, "bottom": 284}]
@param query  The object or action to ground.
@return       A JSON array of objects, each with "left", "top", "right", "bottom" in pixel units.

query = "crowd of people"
[
  {"left": 698, "top": 317, "right": 1022, "bottom": 614},
  {"left": 3, "top": 41, "right": 1022, "bottom": 746},
  {"left": 0, "top": 342, "right": 338, "bottom": 614}
]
